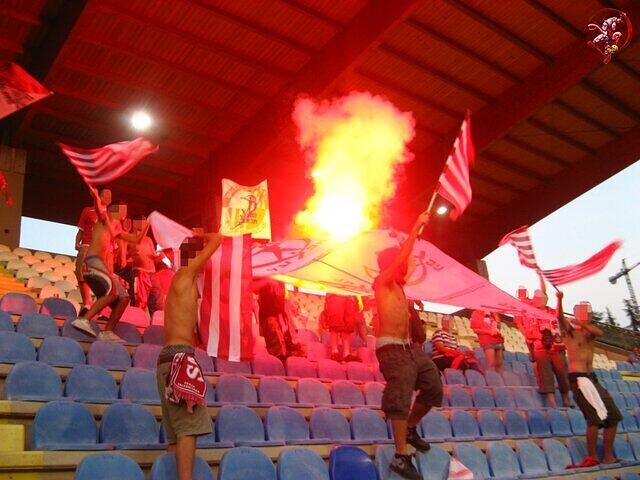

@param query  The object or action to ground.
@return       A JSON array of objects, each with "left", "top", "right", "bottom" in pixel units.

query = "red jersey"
[{"left": 77, "top": 207, "right": 98, "bottom": 246}]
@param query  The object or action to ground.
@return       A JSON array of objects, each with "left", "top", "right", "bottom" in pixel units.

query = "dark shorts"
[
  {"left": 432, "top": 355, "right": 454, "bottom": 371},
  {"left": 376, "top": 345, "right": 443, "bottom": 420},
  {"left": 534, "top": 349, "right": 570, "bottom": 394},
  {"left": 83, "top": 255, "right": 128, "bottom": 300},
  {"left": 569, "top": 372, "right": 622, "bottom": 428}
]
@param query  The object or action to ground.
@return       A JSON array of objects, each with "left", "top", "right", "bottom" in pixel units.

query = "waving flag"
[
  {"left": 499, "top": 225, "right": 540, "bottom": 269},
  {"left": 220, "top": 179, "right": 271, "bottom": 239},
  {"left": 198, "top": 234, "right": 254, "bottom": 361},
  {"left": 59, "top": 137, "right": 158, "bottom": 186},
  {"left": 435, "top": 111, "right": 475, "bottom": 219},
  {"left": 0, "top": 62, "right": 51, "bottom": 120}
]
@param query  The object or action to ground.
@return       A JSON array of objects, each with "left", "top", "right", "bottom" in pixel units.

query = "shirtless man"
[
  {"left": 156, "top": 232, "right": 221, "bottom": 480},
  {"left": 75, "top": 188, "right": 111, "bottom": 310},
  {"left": 72, "top": 190, "right": 147, "bottom": 342},
  {"left": 374, "top": 211, "right": 442, "bottom": 480},
  {"left": 128, "top": 215, "right": 163, "bottom": 316},
  {"left": 556, "top": 290, "right": 621, "bottom": 468}
]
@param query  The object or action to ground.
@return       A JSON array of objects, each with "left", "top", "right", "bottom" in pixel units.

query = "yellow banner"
[{"left": 220, "top": 178, "right": 271, "bottom": 239}]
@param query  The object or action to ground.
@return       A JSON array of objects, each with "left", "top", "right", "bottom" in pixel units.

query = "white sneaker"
[
  {"left": 97, "top": 330, "right": 125, "bottom": 343},
  {"left": 72, "top": 318, "right": 97, "bottom": 337}
]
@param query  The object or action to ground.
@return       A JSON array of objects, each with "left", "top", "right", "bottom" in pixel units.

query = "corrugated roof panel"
[
  {"left": 560, "top": 85, "right": 636, "bottom": 134},
  {"left": 295, "top": 0, "right": 368, "bottom": 24},
  {"left": 508, "top": 121, "right": 587, "bottom": 162},
  {"left": 533, "top": 103, "right": 615, "bottom": 149},
  {"left": 484, "top": 140, "right": 564, "bottom": 176},
  {"left": 474, "top": 157, "right": 539, "bottom": 190}
]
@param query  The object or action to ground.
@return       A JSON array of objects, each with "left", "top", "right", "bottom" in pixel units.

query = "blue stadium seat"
[
  {"left": 277, "top": 448, "right": 329, "bottom": 480},
  {"left": 454, "top": 444, "right": 491, "bottom": 479},
  {"left": 621, "top": 410, "right": 639, "bottom": 433},
  {"left": 351, "top": 407, "right": 391, "bottom": 443},
  {"left": 216, "top": 405, "right": 283, "bottom": 446},
  {"left": 567, "top": 438, "right": 600, "bottom": 472},
  {"left": 217, "top": 358, "right": 252, "bottom": 374},
  {"left": 100, "top": 402, "right": 162, "bottom": 449},
  {"left": 113, "top": 322, "right": 142, "bottom": 344},
  {"left": 265, "top": 405, "right": 326, "bottom": 445},
  {"left": 420, "top": 411, "right": 453, "bottom": 442},
  {"left": 542, "top": 438, "right": 575, "bottom": 474},
  {"left": 503, "top": 351, "right": 515, "bottom": 362},
  {"left": 494, "top": 387, "right": 516, "bottom": 408},
  {"left": 513, "top": 389, "right": 536, "bottom": 409},
  {"left": 16, "top": 312, "right": 58, "bottom": 338},
  {"left": 194, "top": 418, "right": 233, "bottom": 448},
  {"left": 332, "top": 379, "right": 366, "bottom": 407},
  {"left": 449, "top": 385, "right": 473, "bottom": 408},
  {"left": 330, "top": 446, "right": 378, "bottom": 480},
  {"left": 40, "top": 298, "right": 76, "bottom": 318},
  {"left": 258, "top": 376, "right": 298, "bottom": 405},
  {"left": 517, "top": 440, "right": 550, "bottom": 478},
  {"left": 624, "top": 393, "right": 639, "bottom": 408},
  {"left": 62, "top": 317, "right": 99, "bottom": 342},
  {"left": 150, "top": 453, "right": 214, "bottom": 479},
  {"left": 286, "top": 356, "right": 317, "bottom": 378},
  {"left": 0, "top": 292, "right": 37, "bottom": 315},
  {"left": 216, "top": 374, "right": 259, "bottom": 405},
  {"left": 38, "top": 335, "right": 84, "bottom": 367},
  {"left": 142, "top": 325, "right": 164, "bottom": 345},
  {"left": 252, "top": 354, "right": 285, "bottom": 377},
  {"left": 87, "top": 340, "right": 131, "bottom": 370},
  {"left": 310, "top": 407, "right": 356, "bottom": 443},
  {"left": 502, "top": 371, "right": 522, "bottom": 386},
  {"left": 423, "top": 341, "right": 433, "bottom": 355},
  {"left": 548, "top": 409, "right": 572, "bottom": 437},
  {"left": 464, "top": 369, "right": 486, "bottom": 387},
  {"left": 451, "top": 410, "right": 480, "bottom": 440},
  {"left": 515, "top": 352, "right": 530, "bottom": 362},
  {"left": 318, "top": 359, "right": 346, "bottom": 380},
  {"left": 511, "top": 361, "right": 527, "bottom": 375},
  {"left": 613, "top": 437, "right": 640, "bottom": 466},
  {"left": 375, "top": 444, "right": 421, "bottom": 480},
  {"left": 478, "top": 410, "right": 506, "bottom": 440},
  {"left": 416, "top": 445, "right": 451, "bottom": 480},
  {"left": 629, "top": 382, "right": 640, "bottom": 393},
  {"left": 444, "top": 368, "right": 466, "bottom": 385},
  {"left": 65, "top": 365, "right": 118, "bottom": 403},
  {"left": 4, "top": 361, "right": 62, "bottom": 400},
  {"left": 75, "top": 453, "right": 144, "bottom": 480},
  {"left": 620, "top": 473, "right": 640, "bottom": 480},
  {"left": 567, "top": 408, "right": 587, "bottom": 435},
  {"left": 616, "top": 380, "right": 631, "bottom": 393},
  {"left": 297, "top": 378, "right": 332, "bottom": 406},
  {"left": 31, "top": 400, "right": 107, "bottom": 450},
  {"left": 472, "top": 387, "right": 495, "bottom": 408},
  {"left": 610, "top": 370, "right": 623, "bottom": 380},
  {"left": 629, "top": 432, "right": 640, "bottom": 459},
  {"left": 346, "top": 362, "right": 374, "bottom": 382},
  {"left": 218, "top": 447, "right": 276, "bottom": 480},
  {"left": 0, "top": 331, "right": 36, "bottom": 363},
  {"left": 364, "top": 381, "right": 384, "bottom": 407},
  {"left": 527, "top": 410, "right": 552, "bottom": 437},
  {"left": 119, "top": 368, "right": 160, "bottom": 404},
  {"left": 296, "top": 329, "right": 320, "bottom": 344},
  {"left": 487, "top": 443, "right": 521, "bottom": 479},
  {"left": 611, "top": 392, "right": 628, "bottom": 409},
  {"left": 484, "top": 370, "right": 505, "bottom": 387},
  {"left": 0, "top": 309, "right": 14, "bottom": 331},
  {"left": 132, "top": 343, "right": 162, "bottom": 369},
  {"left": 505, "top": 410, "right": 529, "bottom": 438}
]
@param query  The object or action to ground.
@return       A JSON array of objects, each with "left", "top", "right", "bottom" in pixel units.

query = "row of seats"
[
  {"left": 0, "top": 244, "right": 72, "bottom": 261},
  {"left": 0, "top": 293, "right": 76, "bottom": 317}
]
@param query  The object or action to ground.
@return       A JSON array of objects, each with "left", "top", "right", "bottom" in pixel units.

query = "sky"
[
  {"left": 20, "top": 216, "right": 77, "bottom": 256},
  {"left": 484, "top": 159, "right": 640, "bottom": 328}
]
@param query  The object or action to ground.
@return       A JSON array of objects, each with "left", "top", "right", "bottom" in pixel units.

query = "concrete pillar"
[{"left": 0, "top": 145, "right": 26, "bottom": 249}]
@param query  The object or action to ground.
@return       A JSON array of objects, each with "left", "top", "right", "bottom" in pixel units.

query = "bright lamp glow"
[
  {"left": 131, "top": 111, "right": 152, "bottom": 131},
  {"left": 436, "top": 205, "right": 449, "bottom": 216}
]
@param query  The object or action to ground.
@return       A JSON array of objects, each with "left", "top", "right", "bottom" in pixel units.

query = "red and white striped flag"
[
  {"left": 542, "top": 241, "right": 621, "bottom": 286},
  {"left": 499, "top": 225, "right": 540, "bottom": 270},
  {"left": 198, "top": 234, "right": 254, "bottom": 361},
  {"left": 58, "top": 137, "right": 158, "bottom": 186},
  {"left": 435, "top": 111, "right": 475, "bottom": 219},
  {"left": 0, "top": 62, "right": 51, "bottom": 120}
]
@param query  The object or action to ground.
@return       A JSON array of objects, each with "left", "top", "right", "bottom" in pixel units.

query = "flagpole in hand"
[{"left": 418, "top": 190, "right": 438, "bottom": 236}]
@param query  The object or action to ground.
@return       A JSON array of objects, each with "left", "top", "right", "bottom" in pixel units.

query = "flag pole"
[{"left": 418, "top": 189, "right": 438, "bottom": 236}]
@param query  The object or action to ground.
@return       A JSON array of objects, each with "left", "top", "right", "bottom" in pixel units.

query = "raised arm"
[
  {"left": 556, "top": 290, "right": 572, "bottom": 335},
  {"left": 537, "top": 271, "right": 547, "bottom": 296},
  {"left": 184, "top": 232, "right": 223, "bottom": 277},
  {"left": 377, "top": 210, "right": 430, "bottom": 286},
  {"left": 117, "top": 222, "right": 150, "bottom": 244}
]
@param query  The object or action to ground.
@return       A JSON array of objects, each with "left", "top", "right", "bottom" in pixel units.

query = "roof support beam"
[
  {"left": 502, "top": 134, "right": 573, "bottom": 168},
  {"left": 581, "top": 80, "right": 640, "bottom": 123},
  {"left": 526, "top": 117, "right": 596, "bottom": 155}
]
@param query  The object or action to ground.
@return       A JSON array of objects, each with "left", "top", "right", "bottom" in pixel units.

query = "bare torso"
[
  {"left": 164, "top": 268, "right": 198, "bottom": 346},
  {"left": 129, "top": 236, "right": 156, "bottom": 271},
  {"left": 86, "top": 221, "right": 116, "bottom": 272},
  {"left": 563, "top": 329, "right": 595, "bottom": 373},
  {"left": 374, "top": 279, "right": 409, "bottom": 339}
]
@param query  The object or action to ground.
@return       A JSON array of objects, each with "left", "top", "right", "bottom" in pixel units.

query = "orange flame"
[{"left": 293, "top": 91, "right": 415, "bottom": 240}]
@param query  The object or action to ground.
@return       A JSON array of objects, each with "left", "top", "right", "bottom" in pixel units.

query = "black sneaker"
[
  {"left": 407, "top": 426, "right": 430, "bottom": 452},
  {"left": 389, "top": 454, "right": 421, "bottom": 480}
]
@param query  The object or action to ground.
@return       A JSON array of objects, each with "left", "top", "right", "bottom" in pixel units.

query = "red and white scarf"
[{"left": 165, "top": 352, "right": 207, "bottom": 412}]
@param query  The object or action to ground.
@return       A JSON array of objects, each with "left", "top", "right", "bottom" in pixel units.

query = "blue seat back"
[
  {"left": 454, "top": 444, "right": 491, "bottom": 479},
  {"left": 484, "top": 370, "right": 504, "bottom": 387},
  {"left": 494, "top": 387, "right": 515, "bottom": 408},
  {"left": 449, "top": 386, "right": 473, "bottom": 407},
  {"left": 472, "top": 387, "right": 495, "bottom": 408},
  {"left": 0, "top": 310, "right": 14, "bottom": 331},
  {"left": 0, "top": 292, "right": 37, "bottom": 315},
  {"left": 568, "top": 408, "right": 587, "bottom": 435},
  {"left": 40, "top": 298, "right": 76, "bottom": 318},
  {"left": 252, "top": 354, "right": 285, "bottom": 377},
  {"left": 17, "top": 313, "right": 58, "bottom": 338},
  {"left": 528, "top": 410, "right": 551, "bottom": 436},
  {"left": 132, "top": 344, "right": 162, "bottom": 369},
  {"left": 346, "top": 362, "right": 374, "bottom": 382},
  {"left": 568, "top": 437, "right": 590, "bottom": 464},
  {"left": 38, "top": 335, "right": 85, "bottom": 367},
  {"left": 548, "top": 410, "right": 572, "bottom": 436},
  {"left": 297, "top": 378, "right": 331, "bottom": 405},
  {"left": 75, "top": 453, "right": 144, "bottom": 480},
  {"left": 513, "top": 389, "right": 535, "bottom": 408},
  {"left": 142, "top": 325, "right": 164, "bottom": 345},
  {"left": 62, "top": 317, "right": 99, "bottom": 342},
  {"left": 487, "top": 443, "right": 521, "bottom": 479},
  {"left": 286, "top": 356, "right": 317, "bottom": 378},
  {"left": 420, "top": 411, "right": 452, "bottom": 441},
  {"left": 364, "top": 382, "right": 384, "bottom": 407},
  {"left": 217, "top": 358, "right": 252, "bottom": 374},
  {"left": 310, "top": 407, "right": 351, "bottom": 441},
  {"left": 4, "top": 361, "right": 62, "bottom": 400},
  {"left": 543, "top": 438, "right": 573, "bottom": 472},
  {"left": 0, "top": 331, "right": 36, "bottom": 363},
  {"left": 218, "top": 447, "right": 276, "bottom": 480},
  {"left": 613, "top": 437, "right": 636, "bottom": 464},
  {"left": 478, "top": 410, "right": 506, "bottom": 438},
  {"left": 502, "top": 370, "right": 522, "bottom": 386},
  {"left": 65, "top": 365, "right": 117, "bottom": 403},
  {"left": 216, "top": 405, "right": 265, "bottom": 443},
  {"left": 464, "top": 369, "right": 486, "bottom": 387},
  {"left": 505, "top": 410, "right": 529, "bottom": 437},
  {"left": 318, "top": 359, "right": 346, "bottom": 380},
  {"left": 444, "top": 368, "right": 466, "bottom": 385},
  {"left": 31, "top": 400, "right": 97, "bottom": 449},
  {"left": 416, "top": 445, "right": 450, "bottom": 480},
  {"left": 517, "top": 440, "right": 549, "bottom": 475},
  {"left": 451, "top": 410, "right": 479, "bottom": 439},
  {"left": 351, "top": 408, "right": 389, "bottom": 442},
  {"left": 265, "top": 406, "right": 310, "bottom": 443},
  {"left": 620, "top": 473, "right": 640, "bottom": 480},
  {"left": 375, "top": 444, "right": 419, "bottom": 479},
  {"left": 150, "top": 453, "right": 213, "bottom": 480},
  {"left": 330, "top": 446, "right": 378, "bottom": 480},
  {"left": 216, "top": 374, "right": 258, "bottom": 404},
  {"left": 629, "top": 432, "right": 640, "bottom": 458},
  {"left": 259, "top": 377, "right": 296, "bottom": 404},
  {"left": 621, "top": 410, "right": 638, "bottom": 433},
  {"left": 113, "top": 322, "right": 142, "bottom": 344},
  {"left": 87, "top": 340, "right": 131, "bottom": 370},
  {"left": 120, "top": 368, "right": 160, "bottom": 404},
  {"left": 277, "top": 448, "right": 328, "bottom": 480},
  {"left": 99, "top": 402, "right": 159, "bottom": 447},
  {"left": 332, "top": 380, "right": 365, "bottom": 406}
]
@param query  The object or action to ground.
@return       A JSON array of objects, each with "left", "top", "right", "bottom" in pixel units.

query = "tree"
[
  {"left": 591, "top": 310, "right": 604, "bottom": 322},
  {"left": 605, "top": 307, "right": 617, "bottom": 327},
  {"left": 622, "top": 299, "right": 640, "bottom": 331}
]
